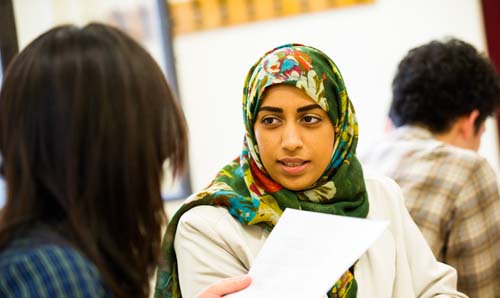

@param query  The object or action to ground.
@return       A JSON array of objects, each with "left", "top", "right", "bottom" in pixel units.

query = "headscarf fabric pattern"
[{"left": 155, "top": 44, "right": 369, "bottom": 298}]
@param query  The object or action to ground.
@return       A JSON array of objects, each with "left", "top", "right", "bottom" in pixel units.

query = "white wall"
[{"left": 174, "top": 0, "right": 499, "bottom": 193}]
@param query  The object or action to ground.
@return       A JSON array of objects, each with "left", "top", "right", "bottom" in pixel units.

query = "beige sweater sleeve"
[{"left": 174, "top": 205, "right": 268, "bottom": 298}]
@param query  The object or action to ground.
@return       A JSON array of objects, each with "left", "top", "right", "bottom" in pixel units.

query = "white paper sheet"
[{"left": 226, "top": 208, "right": 389, "bottom": 298}]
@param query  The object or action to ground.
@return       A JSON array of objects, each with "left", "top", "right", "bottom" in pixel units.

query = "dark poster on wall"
[
  {"left": 0, "top": 0, "right": 19, "bottom": 72},
  {"left": 0, "top": 0, "right": 18, "bottom": 207}
]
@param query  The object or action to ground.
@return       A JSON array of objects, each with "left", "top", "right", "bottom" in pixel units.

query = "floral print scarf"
[{"left": 155, "top": 44, "right": 369, "bottom": 298}]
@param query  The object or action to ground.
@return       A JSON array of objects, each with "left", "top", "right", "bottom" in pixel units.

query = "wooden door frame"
[{"left": 481, "top": 0, "right": 500, "bottom": 162}]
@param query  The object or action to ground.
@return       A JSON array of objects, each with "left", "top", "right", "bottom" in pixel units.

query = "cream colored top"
[{"left": 174, "top": 176, "right": 468, "bottom": 298}]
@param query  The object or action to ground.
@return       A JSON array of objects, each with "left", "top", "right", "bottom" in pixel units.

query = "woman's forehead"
[{"left": 259, "top": 85, "right": 317, "bottom": 107}]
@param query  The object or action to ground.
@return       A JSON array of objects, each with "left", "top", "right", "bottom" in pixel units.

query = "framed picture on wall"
[{"left": 103, "top": 0, "right": 192, "bottom": 200}]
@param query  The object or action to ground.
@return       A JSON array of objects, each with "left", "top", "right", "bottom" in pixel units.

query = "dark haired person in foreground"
[
  {"left": 0, "top": 24, "right": 249, "bottom": 297},
  {"left": 362, "top": 38, "right": 500, "bottom": 298}
]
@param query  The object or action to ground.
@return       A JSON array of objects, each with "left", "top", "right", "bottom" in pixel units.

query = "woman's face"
[{"left": 254, "top": 84, "right": 335, "bottom": 191}]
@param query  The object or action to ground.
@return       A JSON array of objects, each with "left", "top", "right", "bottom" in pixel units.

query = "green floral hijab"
[{"left": 155, "top": 44, "right": 369, "bottom": 298}]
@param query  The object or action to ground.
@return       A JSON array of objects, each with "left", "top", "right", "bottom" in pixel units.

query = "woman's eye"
[
  {"left": 262, "top": 117, "right": 279, "bottom": 125},
  {"left": 302, "top": 115, "right": 320, "bottom": 124}
]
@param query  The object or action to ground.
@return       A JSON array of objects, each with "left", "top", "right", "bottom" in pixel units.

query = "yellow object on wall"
[{"left": 168, "top": 0, "right": 375, "bottom": 35}]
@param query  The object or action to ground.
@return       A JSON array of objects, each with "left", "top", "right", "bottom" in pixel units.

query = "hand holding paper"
[{"left": 226, "top": 208, "right": 388, "bottom": 298}]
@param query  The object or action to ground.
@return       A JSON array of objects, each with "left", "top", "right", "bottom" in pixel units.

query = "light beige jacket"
[{"left": 174, "top": 176, "right": 468, "bottom": 298}]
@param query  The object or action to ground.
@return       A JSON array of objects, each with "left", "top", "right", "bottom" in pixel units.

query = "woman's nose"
[{"left": 282, "top": 124, "right": 303, "bottom": 152}]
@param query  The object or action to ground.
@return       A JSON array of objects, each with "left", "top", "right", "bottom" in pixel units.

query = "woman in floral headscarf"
[{"left": 154, "top": 44, "right": 466, "bottom": 298}]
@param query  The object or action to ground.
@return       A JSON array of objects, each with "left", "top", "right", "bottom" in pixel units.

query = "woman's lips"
[{"left": 278, "top": 158, "right": 309, "bottom": 175}]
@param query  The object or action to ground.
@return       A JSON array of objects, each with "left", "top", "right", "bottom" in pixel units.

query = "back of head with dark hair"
[
  {"left": 0, "top": 23, "right": 188, "bottom": 297},
  {"left": 389, "top": 38, "right": 500, "bottom": 133}
]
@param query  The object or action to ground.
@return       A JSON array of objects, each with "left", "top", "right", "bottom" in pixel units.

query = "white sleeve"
[{"left": 174, "top": 205, "right": 266, "bottom": 298}]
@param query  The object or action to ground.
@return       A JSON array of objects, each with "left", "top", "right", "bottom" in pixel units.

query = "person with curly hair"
[{"left": 362, "top": 38, "right": 500, "bottom": 298}]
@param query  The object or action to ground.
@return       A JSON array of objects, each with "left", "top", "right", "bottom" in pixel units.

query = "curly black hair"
[{"left": 389, "top": 38, "right": 500, "bottom": 133}]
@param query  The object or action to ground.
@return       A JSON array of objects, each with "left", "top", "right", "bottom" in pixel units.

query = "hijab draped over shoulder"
[{"left": 155, "top": 44, "right": 369, "bottom": 298}]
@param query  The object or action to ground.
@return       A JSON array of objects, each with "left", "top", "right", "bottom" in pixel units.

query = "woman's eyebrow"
[
  {"left": 297, "top": 104, "right": 322, "bottom": 113},
  {"left": 258, "top": 106, "right": 282, "bottom": 113},
  {"left": 258, "top": 104, "right": 322, "bottom": 113}
]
